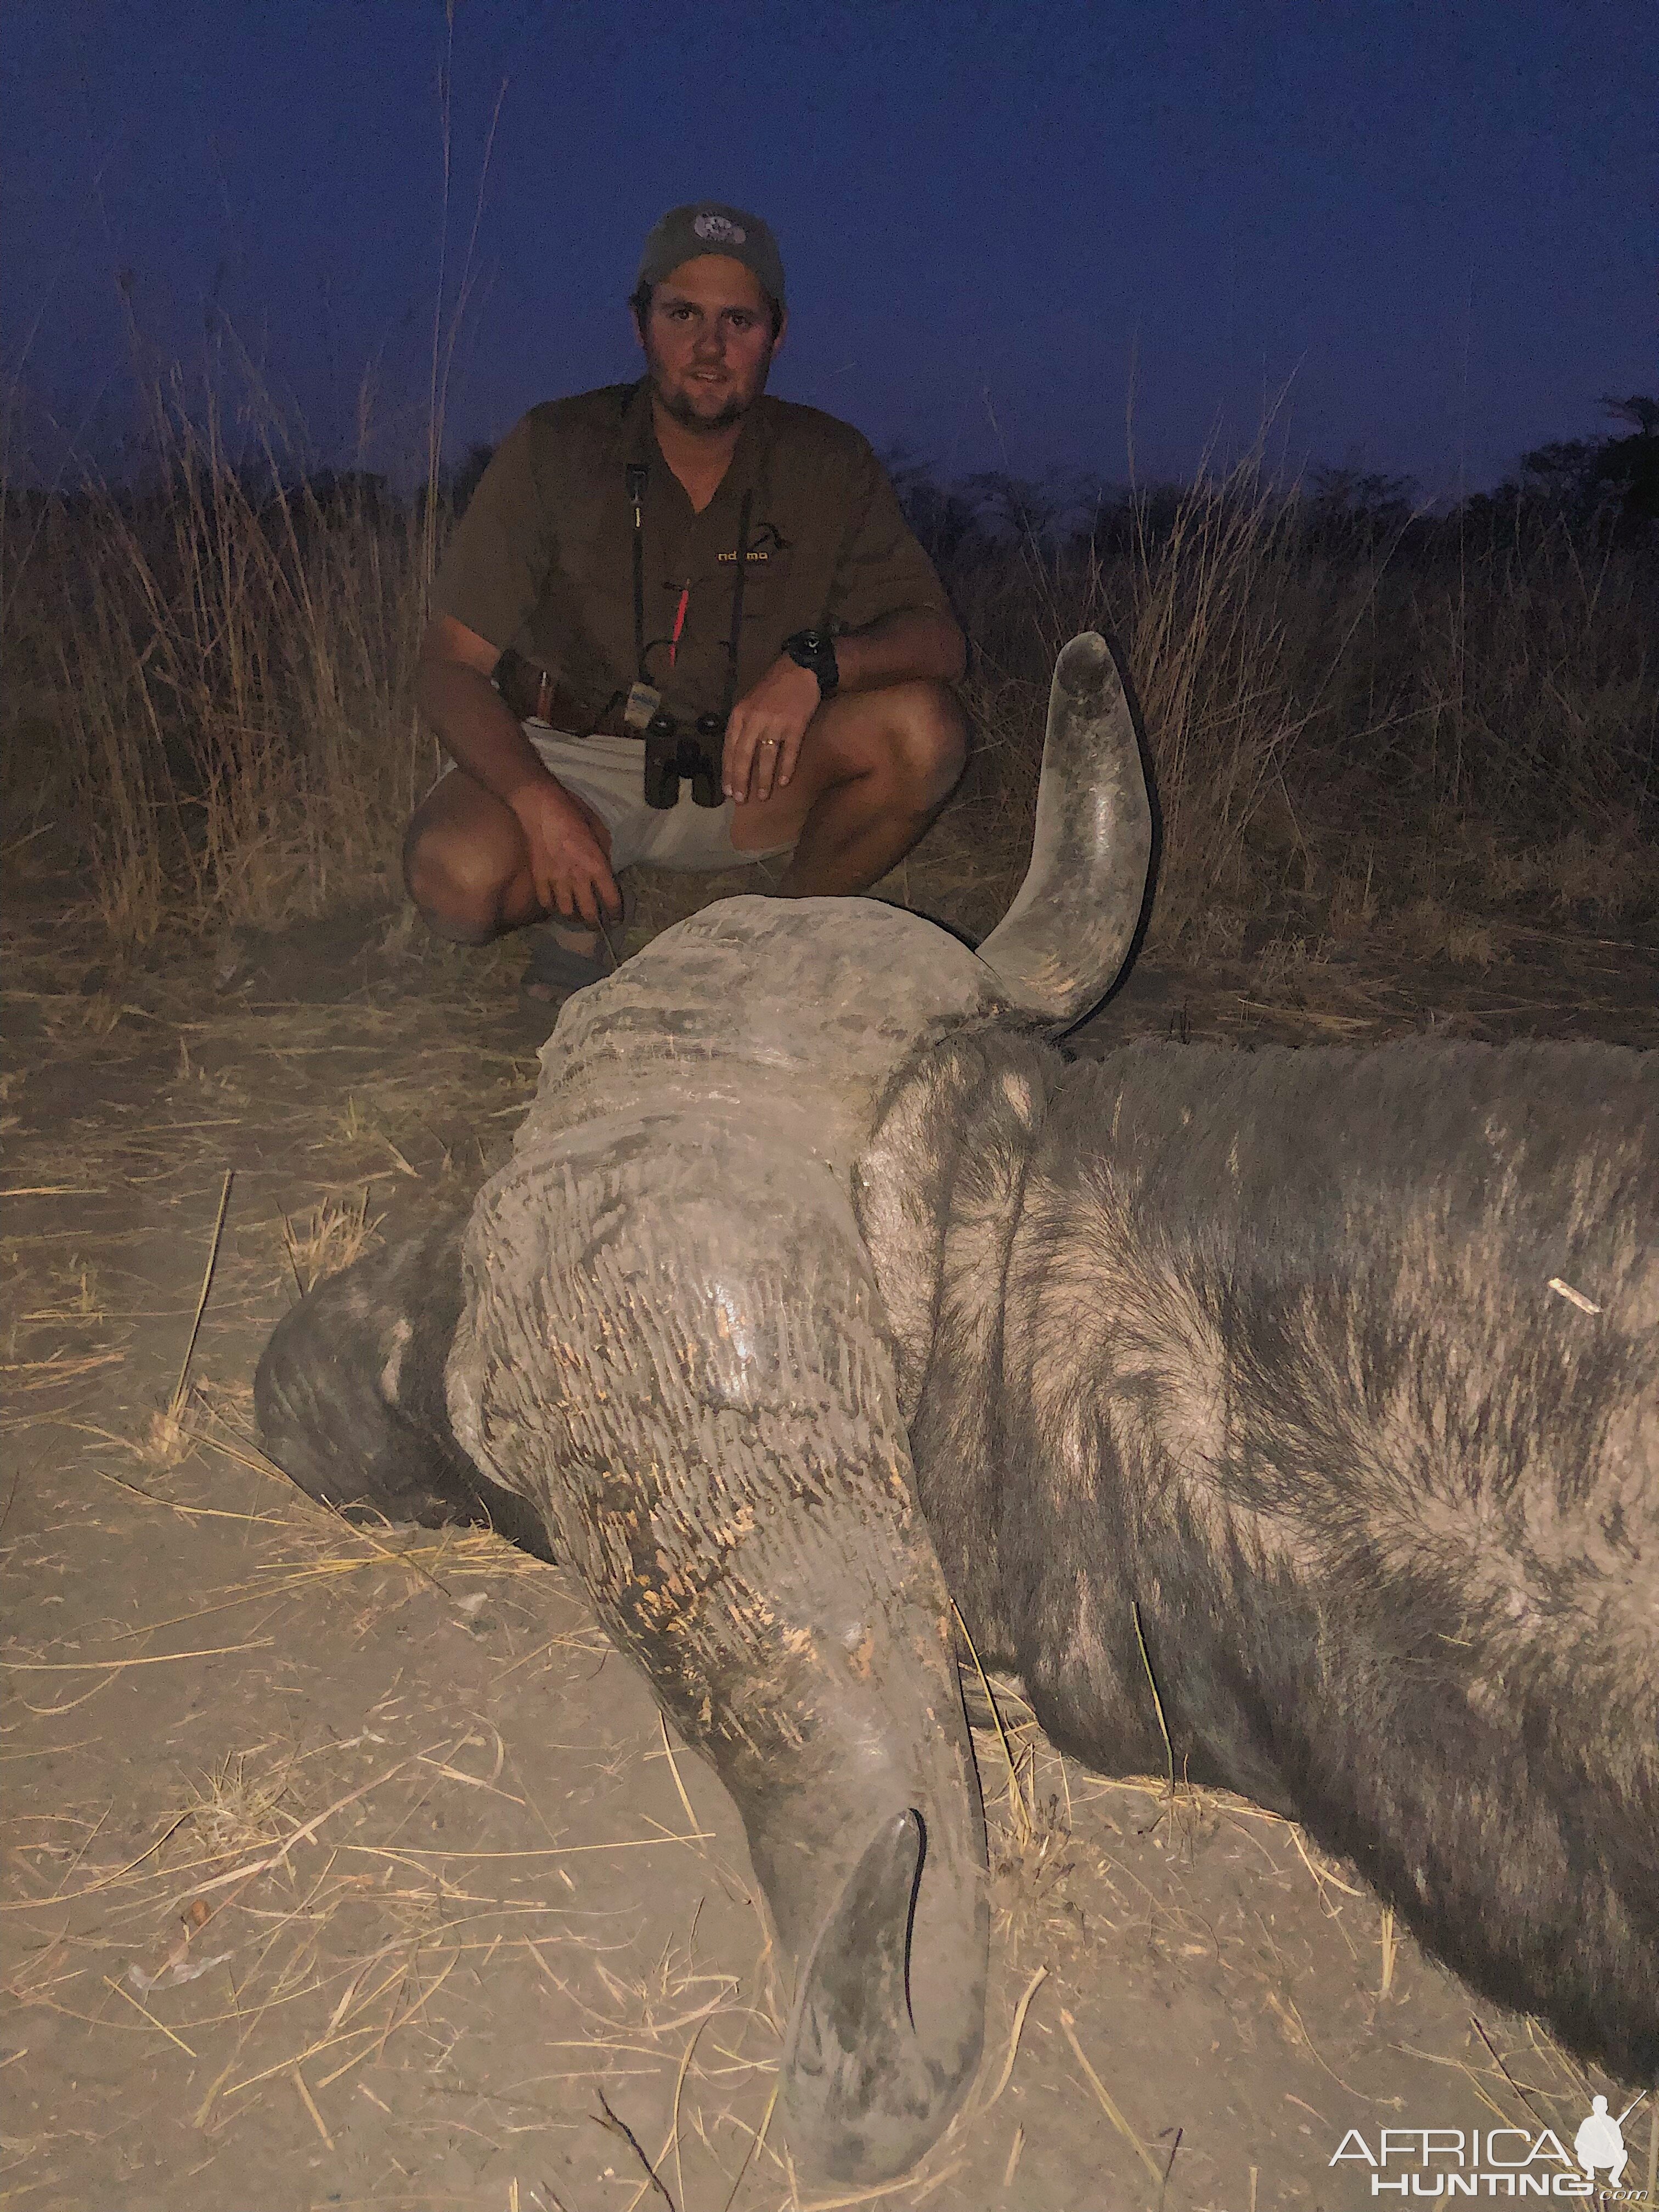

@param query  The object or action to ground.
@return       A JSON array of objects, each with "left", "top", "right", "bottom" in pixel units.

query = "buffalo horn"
[{"left": 975, "top": 627, "right": 1155, "bottom": 1029}]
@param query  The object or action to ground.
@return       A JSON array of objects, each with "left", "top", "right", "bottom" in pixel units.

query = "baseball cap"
[{"left": 636, "top": 204, "right": 786, "bottom": 307}]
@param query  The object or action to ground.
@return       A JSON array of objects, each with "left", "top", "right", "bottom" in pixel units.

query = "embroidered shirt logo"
[
  {"left": 693, "top": 211, "right": 746, "bottom": 245},
  {"left": 717, "top": 521, "right": 787, "bottom": 564}
]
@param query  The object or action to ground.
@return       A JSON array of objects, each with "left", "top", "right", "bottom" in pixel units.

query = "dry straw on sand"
[{"left": 3, "top": 951, "right": 1654, "bottom": 2208}]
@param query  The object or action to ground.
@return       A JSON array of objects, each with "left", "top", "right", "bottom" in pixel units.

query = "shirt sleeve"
[
  {"left": 825, "top": 439, "right": 955, "bottom": 633},
  {"left": 429, "top": 414, "right": 557, "bottom": 652}
]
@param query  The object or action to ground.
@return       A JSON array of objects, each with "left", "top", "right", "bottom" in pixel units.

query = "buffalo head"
[{"left": 257, "top": 634, "right": 1657, "bottom": 2184}]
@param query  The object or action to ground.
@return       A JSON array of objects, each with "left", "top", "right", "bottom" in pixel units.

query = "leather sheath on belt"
[{"left": 493, "top": 648, "right": 633, "bottom": 739}]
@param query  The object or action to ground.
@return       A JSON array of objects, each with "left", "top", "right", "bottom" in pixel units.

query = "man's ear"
[
  {"left": 630, "top": 308, "right": 646, "bottom": 356},
  {"left": 770, "top": 306, "right": 789, "bottom": 358}
]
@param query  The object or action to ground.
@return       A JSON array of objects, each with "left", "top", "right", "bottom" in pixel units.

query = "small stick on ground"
[
  {"left": 170, "top": 1169, "right": 234, "bottom": 1420},
  {"left": 1132, "top": 1599, "right": 1177, "bottom": 1807},
  {"left": 910, "top": 2160, "right": 968, "bottom": 2202},
  {"left": 657, "top": 1712, "right": 706, "bottom": 1851},
  {"left": 1059, "top": 2006, "right": 1164, "bottom": 2187},
  {"left": 596, "top": 2089, "right": 676, "bottom": 2211},
  {"left": 984, "top": 1963, "right": 1048, "bottom": 2108},
  {"left": 1379, "top": 1904, "right": 1397, "bottom": 1995},
  {"left": 1158, "top": 2124, "right": 1184, "bottom": 2212},
  {"left": 191, "top": 2054, "right": 239, "bottom": 2130},
  {"left": 1002, "top": 2125, "right": 1025, "bottom": 2188},
  {"left": 102, "top": 1973, "right": 196, "bottom": 2055},
  {"left": 4, "top": 1639, "right": 276, "bottom": 1676},
  {"left": 793, "top": 2162, "right": 966, "bottom": 2209},
  {"left": 291, "top": 2064, "right": 335, "bottom": 2148},
  {"left": 952, "top": 1599, "right": 1031, "bottom": 1848},
  {"left": 665, "top": 2017, "right": 708, "bottom": 2212},
  {"left": 718, "top": 2079, "right": 777, "bottom": 2212},
  {"left": 1469, "top": 2014, "right": 1549, "bottom": 2131}
]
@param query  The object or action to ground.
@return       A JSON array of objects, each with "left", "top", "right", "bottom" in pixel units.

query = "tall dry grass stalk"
[
  {"left": 2, "top": 23, "right": 504, "bottom": 955},
  {"left": 9, "top": 362, "right": 439, "bottom": 948},
  {"left": 950, "top": 462, "right": 1656, "bottom": 951},
  {"left": 949, "top": 459, "right": 1362, "bottom": 947}
]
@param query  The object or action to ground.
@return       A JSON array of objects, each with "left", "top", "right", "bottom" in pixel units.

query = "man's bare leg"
[
  {"left": 403, "top": 774, "right": 614, "bottom": 944},
  {"left": 731, "top": 679, "right": 967, "bottom": 893},
  {"left": 402, "top": 678, "right": 965, "bottom": 961}
]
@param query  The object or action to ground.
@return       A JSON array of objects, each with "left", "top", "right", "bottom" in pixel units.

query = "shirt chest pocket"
[{"left": 726, "top": 540, "right": 807, "bottom": 631}]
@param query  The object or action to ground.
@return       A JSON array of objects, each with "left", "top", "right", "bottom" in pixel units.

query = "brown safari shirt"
[{"left": 431, "top": 380, "right": 952, "bottom": 730}]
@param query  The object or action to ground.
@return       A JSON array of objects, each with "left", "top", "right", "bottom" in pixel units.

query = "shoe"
[{"left": 518, "top": 881, "right": 637, "bottom": 1017}]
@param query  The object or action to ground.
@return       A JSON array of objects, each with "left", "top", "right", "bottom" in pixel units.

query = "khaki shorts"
[{"left": 486, "top": 723, "right": 794, "bottom": 874}]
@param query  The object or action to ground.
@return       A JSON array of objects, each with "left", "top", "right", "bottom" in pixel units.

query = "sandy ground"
[{"left": 3, "top": 868, "right": 1656, "bottom": 2212}]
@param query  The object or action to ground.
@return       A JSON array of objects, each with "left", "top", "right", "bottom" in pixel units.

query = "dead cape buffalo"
[{"left": 256, "top": 633, "right": 1658, "bottom": 2187}]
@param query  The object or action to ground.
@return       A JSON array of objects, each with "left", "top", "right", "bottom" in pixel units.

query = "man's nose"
[{"left": 691, "top": 321, "right": 725, "bottom": 359}]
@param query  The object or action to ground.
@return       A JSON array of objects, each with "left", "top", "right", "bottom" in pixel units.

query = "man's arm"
[
  {"left": 415, "top": 614, "right": 619, "bottom": 924},
  {"left": 830, "top": 606, "right": 967, "bottom": 693}
]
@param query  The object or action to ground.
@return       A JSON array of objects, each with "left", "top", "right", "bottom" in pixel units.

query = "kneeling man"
[{"left": 405, "top": 201, "right": 968, "bottom": 1013}]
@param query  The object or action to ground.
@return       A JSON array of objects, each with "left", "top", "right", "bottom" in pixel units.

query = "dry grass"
[
  {"left": 5, "top": 368, "right": 438, "bottom": 950},
  {"left": 280, "top": 1187, "right": 379, "bottom": 1297},
  {"left": 920, "top": 465, "right": 1659, "bottom": 964},
  {"left": 5, "top": 1163, "right": 1653, "bottom": 2209},
  {"left": 5, "top": 379, "right": 1655, "bottom": 974}
]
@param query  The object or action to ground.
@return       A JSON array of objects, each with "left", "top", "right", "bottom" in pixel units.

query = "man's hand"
[
  {"left": 505, "top": 773, "right": 620, "bottom": 927},
  {"left": 415, "top": 615, "right": 620, "bottom": 929},
  {"left": 723, "top": 657, "right": 823, "bottom": 803}
]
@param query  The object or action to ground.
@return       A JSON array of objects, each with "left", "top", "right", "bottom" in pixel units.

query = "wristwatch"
[{"left": 781, "top": 627, "right": 840, "bottom": 699}]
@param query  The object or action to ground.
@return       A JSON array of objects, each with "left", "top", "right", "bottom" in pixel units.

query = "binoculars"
[{"left": 644, "top": 710, "right": 726, "bottom": 810}]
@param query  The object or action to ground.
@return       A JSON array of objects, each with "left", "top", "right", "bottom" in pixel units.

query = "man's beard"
[
  {"left": 644, "top": 334, "right": 771, "bottom": 438},
  {"left": 654, "top": 380, "right": 749, "bottom": 436}
]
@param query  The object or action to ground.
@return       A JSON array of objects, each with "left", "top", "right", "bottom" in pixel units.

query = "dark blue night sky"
[{"left": 5, "top": 0, "right": 1655, "bottom": 496}]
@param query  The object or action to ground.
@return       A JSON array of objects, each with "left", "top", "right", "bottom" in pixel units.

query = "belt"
[{"left": 493, "top": 649, "right": 635, "bottom": 740}]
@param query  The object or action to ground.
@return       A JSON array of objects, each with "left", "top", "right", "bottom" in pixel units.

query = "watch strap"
[{"left": 783, "top": 627, "right": 839, "bottom": 698}]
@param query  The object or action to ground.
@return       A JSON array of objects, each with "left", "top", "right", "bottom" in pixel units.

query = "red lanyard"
[{"left": 630, "top": 468, "right": 752, "bottom": 719}]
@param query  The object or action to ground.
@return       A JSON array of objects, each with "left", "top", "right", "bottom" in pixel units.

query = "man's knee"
[
  {"left": 403, "top": 815, "right": 512, "bottom": 943},
  {"left": 875, "top": 679, "right": 968, "bottom": 804}
]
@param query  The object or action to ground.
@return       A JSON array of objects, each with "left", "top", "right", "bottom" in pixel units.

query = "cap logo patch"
[{"left": 693, "top": 212, "right": 746, "bottom": 244}]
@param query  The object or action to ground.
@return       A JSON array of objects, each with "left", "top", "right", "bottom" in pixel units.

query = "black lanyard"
[{"left": 629, "top": 462, "right": 753, "bottom": 721}]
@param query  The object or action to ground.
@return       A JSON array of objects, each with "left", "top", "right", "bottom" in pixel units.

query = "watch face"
[{"left": 786, "top": 630, "right": 836, "bottom": 690}]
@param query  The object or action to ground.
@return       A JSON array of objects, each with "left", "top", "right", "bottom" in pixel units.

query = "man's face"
[{"left": 635, "top": 256, "right": 784, "bottom": 436}]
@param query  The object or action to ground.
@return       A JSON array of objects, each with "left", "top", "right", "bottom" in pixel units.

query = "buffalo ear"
[
  {"left": 255, "top": 1208, "right": 552, "bottom": 1556},
  {"left": 975, "top": 629, "right": 1154, "bottom": 1030}
]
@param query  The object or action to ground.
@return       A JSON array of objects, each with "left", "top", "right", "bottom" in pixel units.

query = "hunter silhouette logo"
[
  {"left": 1574, "top": 2097, "right": 1628, "bottom": 2189},
  {"left": 692, "top": 211, "right": 745, "bottom": 245}
]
